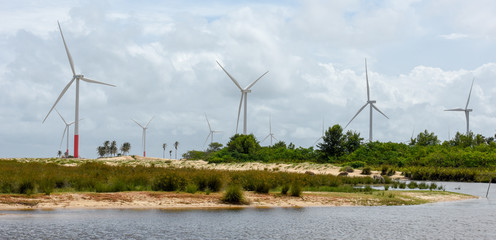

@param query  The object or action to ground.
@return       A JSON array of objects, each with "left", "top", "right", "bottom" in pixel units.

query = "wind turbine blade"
[
  {"left": 245, "top": 71, "right": 269, "bottom": 90},
  {"left": 445, "top": 108, "right": 465, "bottom": 111},
  {"left": 145, "top": 116, "right": 154, "bottom": 128},
  {"left": 57, "top": 21, "right": 75, "bottom": 76},
  {"left": 59, "top": 126, "right": 67, "bottom": 148},
  {"left": 205, "top": 113, "right": 212, "bottom": 131},
  {"left": 80, "top": 77, "right": 116, "bottom": 87},
  {"left": 203, "top": 133, "right": 212, "bottom": 147},
  {"left": 365, "top": 58, "right": 370, "bottom": 101},
  {"left": 313, "top": 136, "right": 323, "bottom": 146},
  {"left": 132, "top": 119, "right": 145, "bottom": 129},
  {"left": 344, "top": 102, "right": 369, "bottom": 129},
  {"left": 216, "top": 61, "right": 243, "bottom": 90},
  {"left": 55, "top": 108, "right": 68, "bottom": 125},
  {"left": 43, "top": 77, "right": 76, "bottom": 123},
  {"left": 262, "top": 134, "right": 270, "bottom": 142},
  {"left": 272, "top": 135, "right": 278, "bottom": 141},
  {"left": 372, "top": 104, "right": 389, "bottom": 119},
  {"left": 236, "top": 93, "right": 244, "bottom": 133},
  {"left": 465, "top": 78, "right": 475, "bottom": 109}
]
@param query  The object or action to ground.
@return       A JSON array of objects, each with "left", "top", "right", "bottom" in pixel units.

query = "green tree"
[
  {"left": 97, "top": 146, "right": 106, "bottom": 158},
  {"left": 227, "top": 134, "right": 260, "bottom": 155},
  {"left": 103, "top": 141, "right": 110, "bottom": 157},
  {"left": 272, "top": 141, "right": 287, "bottom": 149},
  {"left": 343, "top": 130, "right": 362, "bottom": 153},
  {"left": 174, "top": 141, "right": 179, "bottom": 159},
  {"left": 414, "top": 130, "right": 440, "bottom": 146},
  {"left": 120, "top": 142, "right": 131, "bottom": 156},
  {"left": 207, "top": 142, "right": 223, "bottom": 153},
  {"left": 110, "top": 140, "right": 117, "bottom": 157},
  {"left": 318, "top": 124, "right": 345, "bottom": 160}
]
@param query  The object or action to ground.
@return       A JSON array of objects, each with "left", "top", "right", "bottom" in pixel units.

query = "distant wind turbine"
[
  {"left": 133, "top": 117, "right": 154, "bottom": 157},
  {"left": 217, "top": 60, "right": 269, "bottom": 135},
  {"left": 55, "top": 109, "right": 74, "bottom": 157},
  {"left": 262, "top": 116, "right": 278, "bottom": 147},
  {"left": 445, "top": 78, "right": 475, "bottom": 135},
  {"left": 203, "top": 113, "right": 222, "bottom": 148},
  {"left": 345, "top": 58, "right": 389, "bottom": 142},
  {"left": 314, "top": 118, "right": 325, "bottom": 146},
  {"left": 43, "top": 21, "right": 116, "bottom": 158}
]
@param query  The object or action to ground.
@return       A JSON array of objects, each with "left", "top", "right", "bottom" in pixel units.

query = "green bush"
[
  {"left": 361, "top": 167, "right": 371, "bottom": 175},
  {"left": 185, "top": 183, "right": 198, "bottom": 194},
  {"left": 289, "top": 183, "right": 302, "bottom": 197},
  {"left": 281, "top": 184, "right": 290, "bottom": 195},
  {"left": 222, "top": 185, "right": 245, "bottom": 204}
]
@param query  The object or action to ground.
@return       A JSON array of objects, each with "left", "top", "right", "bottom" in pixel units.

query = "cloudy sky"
[{"left": 1, "top": 0, "right": 496, "bottom": 158}]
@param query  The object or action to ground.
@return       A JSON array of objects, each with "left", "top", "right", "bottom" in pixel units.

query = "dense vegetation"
[
  {"left": 0, "top": 160, "right": 390, "bottom": 195},
  {"left": 183, "top": 126, "right": 496, "bottom": 182}
]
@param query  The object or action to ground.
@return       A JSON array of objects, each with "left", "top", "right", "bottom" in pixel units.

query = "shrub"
[
  {"left": 152, "top": 174, "right": 185, "bottom": 191},
  {"left": 254, "top": 181, "right": 270, "bottom": 194},
  {"left": 185, "top": 183, "right": 198, "bottom": 194},
  {"left": 222, "top": 185, "right": 245, "bottom": 204},
  {"left": 289, "top": 183, "right": 302, "bottom": 197},
  {"left": 361, "top": 167, "right": 371, "bottom": 175},
  {"left": 281, "top": 185, "right": 290, "bottom": 195},
  {"left": 18, "top": 180, "right": 35, "bottom": 195},
  {"left": 407, "top": 181, "right": 418, "bottom": 189}
]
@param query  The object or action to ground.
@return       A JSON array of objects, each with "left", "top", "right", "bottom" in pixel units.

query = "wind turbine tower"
[
  {"left": 203, "top": 113, "right": 222, "bottom": 147},
  {"left": 55, "top": 109, "right": 74, "bottom": 157},
  {"left": 262, "top": 116, "right": 278, "bottom": 147},
  {"left": 345, "top": 58, "right": 389, "bottom": 142},
  {"left": 217, "top": 61, "right": 268, "bottom": 135},
  {"left": 445, "top": 78, "right": 475, "bottom": 135},
  {"left": 43, "top": 21, "right": 116, "bottom": 158},
  {"left": 133, "top": 117, "right": 153, "bottom": 157}
]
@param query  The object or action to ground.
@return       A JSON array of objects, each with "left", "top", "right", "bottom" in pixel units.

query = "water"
[{"left": 1, "top": 181, "right": 495, "bottom": 239}]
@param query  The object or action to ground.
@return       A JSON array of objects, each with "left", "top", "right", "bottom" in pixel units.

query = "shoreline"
[{"left": 0, "top": 191, "right": 476, "bottom": 211}]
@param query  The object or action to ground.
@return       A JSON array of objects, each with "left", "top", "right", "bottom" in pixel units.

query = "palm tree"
[
  {"left": 169, "top": 150, "right": 172, "bottom": 159},
  {"left": 103, "top": 140, "right": 110, "bottom": 157},
  {"left": 57, "top": 150, "right": 62, "bottom": 158},
  {"left": 97, "top": 146, "right": 106, "bottom": 158},
  {"left": 120, "top": 142, "right": 131, "bottom": 156},
  {"left": 110, "top": 140, "right": 117, "bottom": 157},
  {"left": 162, "top": 143, "right": 167, "bottom": 159},
  {"left": 174, "top": 141, "right": 179, "bottom": 159}
]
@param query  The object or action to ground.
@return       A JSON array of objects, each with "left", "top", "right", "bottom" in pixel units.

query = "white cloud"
[{"left": 1, "top": 0, "right": 496, "bottom": 158}]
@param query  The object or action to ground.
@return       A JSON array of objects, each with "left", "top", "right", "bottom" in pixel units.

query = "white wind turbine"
[
  {"left": 217, "top": 61, "right": 269, "bottom": 135},
  {"left": 55, "top": 109, "right": 74, "bottom": 157},
  {"left": 203, "top": 113, "right": 222, "bottom": 148},
  {"left": 133, "top": 117, "right": 154, "bottom": 157},
  {"left": 43, "top": 21, "right": 116, "bottom": 158},
  {"left": 262, "top": 116, "right": 278, "bottom": 147},
  {"left": 445, "top": 78, "right": 475, "bottom": 135},
  {"left": 345, "top": 59, "right": 389, "bottom": 142},
  {"left": 314, "top": 118, "right": 325, "bottom": 146}
]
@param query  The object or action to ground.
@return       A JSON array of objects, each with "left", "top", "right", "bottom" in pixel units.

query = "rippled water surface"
[{"left": 1, "top": 181, "right": 495, "bottom": 239}]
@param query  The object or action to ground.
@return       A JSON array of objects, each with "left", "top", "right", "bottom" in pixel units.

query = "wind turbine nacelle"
[
  {"left": 75, "top": 74, "right": 84, "bottom": 78},
  {"left": 368, "top": 100, "right": 376, "bottom": 104},
  {"left": 243, "top": 90, "right": 252, "bottom": 93},
  {"left": 467, "top": 109, "right": 473, "bottom": 112}
]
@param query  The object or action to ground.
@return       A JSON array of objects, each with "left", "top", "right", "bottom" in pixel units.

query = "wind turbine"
[
  {"left": 262, "top": 116, "right": 278, "bottom": 147},
  {"left": 217, "top": 61, "right": 269, "bottom": 135},
  {"left": 314, "top": 118, "right": 325, "bottom": 146},
  {"left": 55, "top": 109, "right": 74, "bottom": 157},
  {"left": 445, "top": 78, "right": 475, "bottom": 135},
  {"left": 42, "top": 21, "right": 116, "bottom": 158},
  {"left": 133, "top": 117, "right": 154, "bottom": 157},
  {"left": 203, "top": 113, "right": 222, "bottom": 148},
  {"left": 344, "top": 59, "right": 389, "bottom": 142}
]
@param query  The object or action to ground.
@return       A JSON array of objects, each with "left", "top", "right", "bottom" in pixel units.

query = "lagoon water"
[{"left": 1, "top": 181, "right": 495, "bottom": 239}]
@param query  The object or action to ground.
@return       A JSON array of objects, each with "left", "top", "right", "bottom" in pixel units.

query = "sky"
[{"left": 1, "top": 0, "right": 496, "bottom": 159}]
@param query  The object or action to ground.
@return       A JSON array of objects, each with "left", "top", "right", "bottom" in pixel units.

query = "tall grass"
[{"left": 0, "top": 160, "right": 379, "bottom": 195}]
